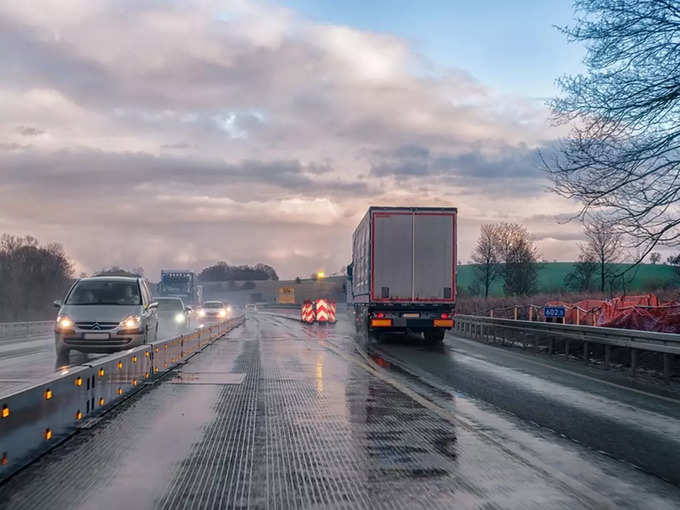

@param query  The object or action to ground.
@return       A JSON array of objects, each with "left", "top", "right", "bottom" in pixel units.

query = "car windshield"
[
  {"left": 204, "top": 302, "right": 223, "bottom": 308},
  {"left": 66, "top": 280, "right": 141, "bottom": 305},
  {"left": 157, "top": 299, "right": 183, "bottom": 311}
]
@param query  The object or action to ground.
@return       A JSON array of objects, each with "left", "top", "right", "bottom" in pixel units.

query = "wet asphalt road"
[
  {"left": 371, "top": 329, "right": 680, "bottom": 487},
  {"left": 0, "top": 312, "right": 679, "bottom": 509}
]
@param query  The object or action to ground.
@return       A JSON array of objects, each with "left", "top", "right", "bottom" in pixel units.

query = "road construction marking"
[{"left": 451, "top": 337, "right": 680, "bottom": 406}]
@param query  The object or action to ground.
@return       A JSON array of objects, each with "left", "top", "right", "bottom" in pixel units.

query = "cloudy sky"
[{"left": 0, "top": 0, "right": 587, "bottom": 280}]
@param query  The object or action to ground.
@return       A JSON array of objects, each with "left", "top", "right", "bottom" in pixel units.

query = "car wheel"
[{"left": 55, "top": 346, "right": 70, "bottom": 366}]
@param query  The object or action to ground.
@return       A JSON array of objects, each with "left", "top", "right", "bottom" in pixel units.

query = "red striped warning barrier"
[
  {"left": 328, "top": 300, "right": 337, "bottom": 323},
  {"left": 301, "top": 300, "right": 315, "bottom": 323},
  {"left": 315, "top": 298, "right": 329, "bottom": 323}
]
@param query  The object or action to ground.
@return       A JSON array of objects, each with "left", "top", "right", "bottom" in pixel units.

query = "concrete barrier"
[{"left": 0, "top": 315, "right": 245, "bottom": 482}]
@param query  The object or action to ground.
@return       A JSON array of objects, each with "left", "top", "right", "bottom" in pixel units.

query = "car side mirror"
[
  {"left": 148, "top": 302, "right": 158, "bottom": 310},
  {"left": 53, "top": 300, "right": 62, "bottom": 309},
  {"left": 185, "top": 306, "right": 192, "bottom": 312}
]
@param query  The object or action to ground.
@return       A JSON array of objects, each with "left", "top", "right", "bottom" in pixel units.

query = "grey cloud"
[
  {"left": 160, "top": 143, "right": 191, "bottom": 149},
  {"left": 0, "top": 142, "right": 30, "bottom": 151},
  {"left": 0, "top": 148, "right": 372, "bottom": 197},
  {"left": 532, "top": 231, "right": 585, "bottom": 242},
  {"left": 371, "top": 143, "right": 543, "bottom": 180},
  {"left": 16, "top": 126, "right": 44, "bottom": 136}
]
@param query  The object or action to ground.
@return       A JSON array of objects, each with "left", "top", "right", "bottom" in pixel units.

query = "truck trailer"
[{"left": 351, "top": 206, "right": 456, "bottom": 343}]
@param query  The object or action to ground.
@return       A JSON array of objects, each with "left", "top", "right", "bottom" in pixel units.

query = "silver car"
[
  {"left": 54, "top": 276, "right": 159, "bottom": 363},
  {"left": 196, "top": 300, "right": 231, "bottom": 323},
  {"left": 155, "top": 297, "right": 192, "bottom": 338}
]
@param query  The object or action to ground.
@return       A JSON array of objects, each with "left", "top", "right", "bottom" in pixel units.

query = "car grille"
[
  {"left": 65, "top": 338, "right": 132, "bottom": 347},
  {"left": 75, "top": 321, "right": 119, "bottom": 331}
]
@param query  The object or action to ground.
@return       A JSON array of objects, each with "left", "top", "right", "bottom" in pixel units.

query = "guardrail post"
[
  {"left": 631, "top": 348, "right": 637, "bottom": 378},
  {"left": 576, "top": 308, "right": 580, "bottom": 326},
  {"left": 584, "top": 341, "right": 589, "bottom": 364},
  {"left": 663, "top": 353, "right": 671, "bottom": 384},
  {"left": 548, "top": 337, "right": 554, "bottom": 355},
  {"left": 565, "top": 339, "right": 570, "bottom": 357},
  {"left": 604, "top": 345, "right": 611, "bottom": 370},
  {"left": 514, "top": 306, "right": 518, "bottom": 321}
]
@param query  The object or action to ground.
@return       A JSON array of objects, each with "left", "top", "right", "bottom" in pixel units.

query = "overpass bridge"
[{"left": 0, "top": 309, "right": 679, "bottom": 509}]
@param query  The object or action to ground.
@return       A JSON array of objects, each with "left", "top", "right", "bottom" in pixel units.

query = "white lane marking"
[{"left": 450, "top": 337, "right": 680, "bottom": 405}]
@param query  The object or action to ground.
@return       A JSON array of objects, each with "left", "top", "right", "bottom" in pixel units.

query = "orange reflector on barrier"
[
  {"left": 44, "top": 428, "right": 52, "bottom": 440},
  {"left": 98, "top": 398, "right": 105, "bottom": 406},
  {"left": 132, "top": 356, "right": 137, "bottom": 363},
  {"left": 117, "top": 388, "right": 123, "bottom": 396},
  {"left": 132, "top": 379, "right": 138, "bottom": 386},
  {"left": 75, "top": 410, "right": 83, "bottom": 420},
  {"left": 145, "top": 351, "right": 150, "bottom": 358},
  {"left": 117, "top": 361, "right": 123, "bottom": 369},
  {"left": 2, "top": 405, "right": 9, "bottom": 419},
  {"left": 44, "top": 389, "right": 53, "bottom": 400},
  {"left": 75, "top": 377, "right": 82, "bottom": 387},
  {"left": 1, "top": 453, "right": 7, "bottom": 465},
  {"left": 371, "top": 319, "right": 392, "bottom": 327},
  {"left": 433, "top": 319, "right": 453, "bottom": 327},
  {"left": 98, "top": 368, "right": 105, "bottom": 377}
]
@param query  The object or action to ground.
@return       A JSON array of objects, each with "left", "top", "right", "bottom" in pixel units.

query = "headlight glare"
[
  {"left": 218, "top": 309, "right": 227, "bottom": 318},
  {"left": 119, "top": 315, "right": 140, "bottom": 329},
  {"left": 174, "top": 313, "right": 185, "bottom": 324},
  {"left": 198, "top": 309, "right": 206, "bottom": 317},
  {"left": 56, "top": 316, "right": 73, "bottom": 330}
]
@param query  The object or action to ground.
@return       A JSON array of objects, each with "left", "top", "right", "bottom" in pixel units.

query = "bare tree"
[
  {"left": 545, "top": 0, "right": 680, "bottom": 264},
  {"left": 471, "top": 224, "right": 502, "bottom": 298},
  {"left": 650, "top": 252, "right": 661, "bottom": 264},
  {"left": 564, "top": 248, "right": 598, "bottom": 292},
  {"left": 0, "top": 234, "right": 73, "bottom": 321},
  {"left": 582, "top": 216, "right": 621, "bottom": 292},
  {"left": 496, "top": 223, "right": 540, "bottom": 296}
]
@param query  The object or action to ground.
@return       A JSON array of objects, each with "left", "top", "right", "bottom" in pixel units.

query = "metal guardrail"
[
  {"left": 454, "top": 314, "right": 679, "bottom": 381},
  {"left": 0, "top": 321, "right": 53, "bottom": 340},
  {"left": 0, "top": 315, "right": 245, "bottom": 482}
]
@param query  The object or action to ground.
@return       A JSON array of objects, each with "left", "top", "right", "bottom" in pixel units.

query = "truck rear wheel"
[{"left": 425, "top": 329, "right": 446, "bottom": 344}]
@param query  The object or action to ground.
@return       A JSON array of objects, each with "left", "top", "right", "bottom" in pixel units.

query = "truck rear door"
[
  {"left": 372, "top": 212, "right": 413, "bottom": 300},
  {"left": 413, "top": 212, "right": 455, "bottom": 301}
]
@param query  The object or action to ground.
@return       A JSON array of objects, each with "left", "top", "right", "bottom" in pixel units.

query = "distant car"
[
  {"left": 197, "top": 300, "right": 231, "bottom": 322},
  {"left": 156, "top": 297, "right": 192, "bottom": 336},
  {"left": 54, "top": 276, "right": 159, "bottom": 364}
]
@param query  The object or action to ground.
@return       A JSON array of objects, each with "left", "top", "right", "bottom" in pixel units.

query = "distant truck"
[
  {"left": 159, "top": 270, "right": 201, "bottom": 305},
  {"left": 351, "top": 207, "right": 456, "bottom": 343}
]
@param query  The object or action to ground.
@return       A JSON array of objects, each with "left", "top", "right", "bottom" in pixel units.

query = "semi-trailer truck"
[
  {"left": 351, "top": 206, "right": 456, "bottom": 343},
  {"left": 159, "top": 270, "right": 201, "bottom": 305}
]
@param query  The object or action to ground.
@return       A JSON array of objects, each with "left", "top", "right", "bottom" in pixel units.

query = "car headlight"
[
  {"left": 174, "top": 313, "right": 185, "bottom": 324},
  {"left": 119, "top": 315, "right": 141, "bottom": 330},
  {"left": 56, "top": 316, "right": 74, "bottom": 330},
  {"left": 227, "top": 306, "right": 232, "bottom": 313},
  {"left": 198, "top": 309, "right": 206, "bottom": 317},
  {"left": 218, "top": 309, "right": 226, "bottom": 318}
]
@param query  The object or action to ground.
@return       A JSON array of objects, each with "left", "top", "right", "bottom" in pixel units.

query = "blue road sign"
[{"left": 543, "top": 306, "right": 566, "bottom": 318}]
